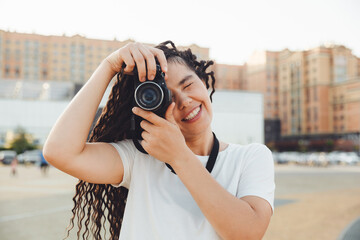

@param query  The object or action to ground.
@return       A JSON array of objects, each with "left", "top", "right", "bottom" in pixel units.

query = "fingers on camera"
[
  {"left": 130, "top": 47, "right": 146, "bottom": 82},
  {"left": 138, "top": 46, "right": 157, "bottom": 80},
  {"left": 127, "top": 43, "right": 167, "bottom": 82},
  {"left": 122, "top": 51, "right": 135, "bottom": 73},
  {"left": 150, "top": 48, "right": 168, "bottom": 73}
]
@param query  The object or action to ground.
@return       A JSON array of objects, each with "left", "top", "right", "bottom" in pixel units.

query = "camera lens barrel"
[{"left": 134, "top": 81, "right": 164, "bottom": 111}]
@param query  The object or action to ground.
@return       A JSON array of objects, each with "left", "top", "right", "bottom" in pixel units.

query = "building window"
[
  {"left": 5, "top": 65, "right": 10, "bottom": 72},
  {"left": 314, "top": 107, "right": 318, "bottom": 121},
  {"left": 334, "top": 55, "right": 347, "bottom": 83},
  {"left": 313, "top": 87, "right": 318, "bottom": 101},
  {"left": 307, "top": 108, "right": 311, "bottom": 121},
  {"left": 306, "top": 88, "right": 310, "bottom": 102},
  {"left": 15, "top": 67, "right": 20, "bottom": 77}
]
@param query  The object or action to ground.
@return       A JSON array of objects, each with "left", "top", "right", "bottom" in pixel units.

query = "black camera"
[{"left": 131, "top": 64, "right": 172, "bottom": 140}]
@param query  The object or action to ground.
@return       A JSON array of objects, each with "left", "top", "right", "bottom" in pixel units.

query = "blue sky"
[{"left": 0, "top": 0, "right": 359, "bottom": 64}]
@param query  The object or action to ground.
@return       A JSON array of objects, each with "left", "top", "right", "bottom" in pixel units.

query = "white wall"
[
  {"left": 0, "top": 99, "right": 69, "bottom": 145},
  {"left": 211, "top": 90, "right": 264, "bottom": 144},
  {"left": 0, "top": 89, "right": 263, "bottom": 146}
]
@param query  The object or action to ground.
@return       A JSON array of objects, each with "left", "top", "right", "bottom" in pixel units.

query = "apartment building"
[
  {"left": 2, "top": 30, "right": 359, "bottom": 151},
  {"left": 0, "top": 30, "right": 209, "bottom": 84},
  {"left": 242, "top": 44, "right": 360, "bottom": 150},
  {"left": 246, "top": 51, "right": 279, "bottom": 119},
  {"left": 278, "top": 45, "right": 360, "bottom": 150},
  {"left": 279, "top": 46, "right": 359, "bottom": 133},
  {"left": 213, "top": 63, "right": 245, "bottom": 90}
]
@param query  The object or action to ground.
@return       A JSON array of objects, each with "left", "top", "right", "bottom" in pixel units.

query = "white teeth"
[{"left": 184, "top": 106, "right": 201, "bottom": 121}]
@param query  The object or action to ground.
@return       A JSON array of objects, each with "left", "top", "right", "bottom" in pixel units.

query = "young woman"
[{"left": 43, "top": 41, "right": 275, "bottom": 240}]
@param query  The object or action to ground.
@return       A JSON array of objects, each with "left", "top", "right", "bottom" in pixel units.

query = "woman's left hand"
[{"left": 132, "top": 103, "right": 190, "bottom": 165}]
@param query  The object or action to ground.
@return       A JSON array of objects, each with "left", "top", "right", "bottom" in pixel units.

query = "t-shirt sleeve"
[
  {"left": 236, "top": 143, "right": 275, "bottom": 212},
  {"left": 109, "top": 139, "right": 136, "bottom": 189}
]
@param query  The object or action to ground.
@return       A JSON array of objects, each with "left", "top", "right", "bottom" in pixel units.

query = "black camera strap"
[
  {"left": 132, "top": 126, "right": 219, "bottom": 175},
  {"left": 165, "top": 132, "right": 219, "bottom": 174}
]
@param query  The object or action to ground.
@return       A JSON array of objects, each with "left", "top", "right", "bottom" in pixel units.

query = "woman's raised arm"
[{"left": 43, "top": 43, "right": 168, "bottom": 184}]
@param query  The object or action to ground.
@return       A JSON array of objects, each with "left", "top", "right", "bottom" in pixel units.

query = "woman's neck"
[{"left": 184, "top": 128, "right": 214, "bottom": 156}]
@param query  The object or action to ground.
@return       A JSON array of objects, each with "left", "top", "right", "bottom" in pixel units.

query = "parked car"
[
  {"left": 0, "top": 150, "right": 17, "bottom": 165},
  {"left": 297, "top": 152, "right": 311, "bottom": 165},
  {"left": 272, "top": 152, "right": 280, "bottom": 163},
  {"left": 277, "top": 152, "right": 290, "bottom": 164},
  {"left": 17, "top": 150, "right": 42, "bottom": 164},
  {"left": 327, "top": 151, "right": 342, "bottom": 165},
  {"left": 307, "top": 152, "right": 329, "bottom": 167},
  {"left": 342, "top": 152, "right": 360, "bottom": 165}
]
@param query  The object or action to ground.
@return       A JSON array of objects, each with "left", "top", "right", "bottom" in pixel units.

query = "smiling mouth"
[{"left": 182, "top": 105, "right": 202, "bottom": 121}]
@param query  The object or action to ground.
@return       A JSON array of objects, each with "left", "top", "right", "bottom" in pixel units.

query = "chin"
[{"left": 181, "top": 117, "right": 212, "bottom": 136}]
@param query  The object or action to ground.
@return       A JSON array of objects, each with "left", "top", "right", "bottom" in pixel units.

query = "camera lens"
[
  {"left": 135, "top": 82, "right": 164, "bottom": 111},
  {"left": 142, "top": 88, "right": 157, "bottom": 104}
]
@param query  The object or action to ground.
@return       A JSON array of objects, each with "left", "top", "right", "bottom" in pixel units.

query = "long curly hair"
[{"left": 65, "top": 41, "right": 216, "bottom": 239}]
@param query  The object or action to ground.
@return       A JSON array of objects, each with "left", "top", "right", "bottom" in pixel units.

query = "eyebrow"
[{"left": 178, "top": 75, "right": 193, "bottom": 87}]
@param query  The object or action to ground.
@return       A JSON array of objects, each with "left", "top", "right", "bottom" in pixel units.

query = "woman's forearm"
[
  {"left": 173, "top": 152, "right": 269, "bottom": 240},
  {"left": 43, "top": 60, "right": 116, "bottom": 162}
]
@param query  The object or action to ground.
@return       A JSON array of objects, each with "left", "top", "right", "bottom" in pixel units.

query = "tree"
[{"left": 9, "top": 127, "right": 37, "bottom": 154}]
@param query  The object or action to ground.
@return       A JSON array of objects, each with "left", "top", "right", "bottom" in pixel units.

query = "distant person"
[
  {"left": 11, "top": 156, "right": 18, "bottom": 176},
  {"left": 40, "top": 151, "right": 49, "bottom": 176},
  {"left": 43, "top": 41, "right": 275, "bottom": 239}
]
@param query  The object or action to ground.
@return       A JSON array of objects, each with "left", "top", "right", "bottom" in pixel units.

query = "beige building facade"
[
  {"left": 2, "top": 30, "right": 360, "bottom": 150},
  {"left": 278, "top": 45, "right": 360, "bottom": 138},
  {"left": 213, "top": 63, "right": 245, "bottom": 90},
  {"left": 246, "top": 51, "right": 279, "bottom": 119},
  {"left": 0, "top": 30, "right": 209, "bottom": 84},
  {"left": 243, "top": 45, "right": 360, "bottom": 150}
]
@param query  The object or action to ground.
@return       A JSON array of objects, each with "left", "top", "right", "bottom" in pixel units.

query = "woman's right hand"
[{"left": 105, "top": 42, "right": 168, "bottom": 82}]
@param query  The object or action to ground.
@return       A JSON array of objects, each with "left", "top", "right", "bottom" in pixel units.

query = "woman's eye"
[{"left": 184, "top": 83, "right": 193, "bottom": 89}]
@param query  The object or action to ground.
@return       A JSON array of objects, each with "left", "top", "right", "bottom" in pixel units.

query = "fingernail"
[
  {"left": 132, "top": 107, "right": 136, "bottom": 113},
  {"left": 163, "top": 66, "right": 167, "bottom": 72},
  {"left": 141, "top": 77, "right": 146, "bottom": 82},
  {"left": 149, "top": 75, "right": 154, "bottom": 80}
]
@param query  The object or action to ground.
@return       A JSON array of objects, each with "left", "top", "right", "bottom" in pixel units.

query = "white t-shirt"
[{"left": 110, "top": 139, "right": 275, "bottom": 240}]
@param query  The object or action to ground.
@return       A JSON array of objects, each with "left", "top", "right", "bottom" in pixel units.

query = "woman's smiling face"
[{"left": 165, "top": 61, "right": 213, "bottom": 138}]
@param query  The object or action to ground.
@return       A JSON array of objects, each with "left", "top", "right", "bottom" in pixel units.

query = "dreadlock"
[{"left": 65, "top": 41, "right": 216, "bottom": 239}]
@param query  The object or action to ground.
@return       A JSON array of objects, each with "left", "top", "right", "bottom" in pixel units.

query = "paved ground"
[
  {"left": 265, "top": 164, "right": 360, "bottom": 240},
  {"left": 0, "top": 164, "right": 359, "bottom": 239}
]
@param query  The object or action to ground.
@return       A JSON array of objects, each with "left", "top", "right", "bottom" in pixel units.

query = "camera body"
[{"left": 132, "top": 64, "right": 172, "bottom": 139}]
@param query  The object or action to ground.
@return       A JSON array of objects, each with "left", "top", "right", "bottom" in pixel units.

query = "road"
[{"left": 0, "top": 164, "right": 360, "bottom": 240}]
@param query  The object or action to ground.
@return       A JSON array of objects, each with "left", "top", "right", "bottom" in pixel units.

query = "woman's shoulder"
[
  {"left": 226, "top": 142, "right": 271, "bottom": 153},
  {"left": 224, "top": 142, "right": 273, "bottom": 163},
  {"left": 110, "top": 139, "right": 139, "bottom": 156},
  {"left": 111, "top": 138, "right": 135, "bottom": 148}
]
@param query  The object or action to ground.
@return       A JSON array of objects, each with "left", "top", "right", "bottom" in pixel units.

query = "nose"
[{"left": 176, "top": 92, "right": 192, "bottom": 110}]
